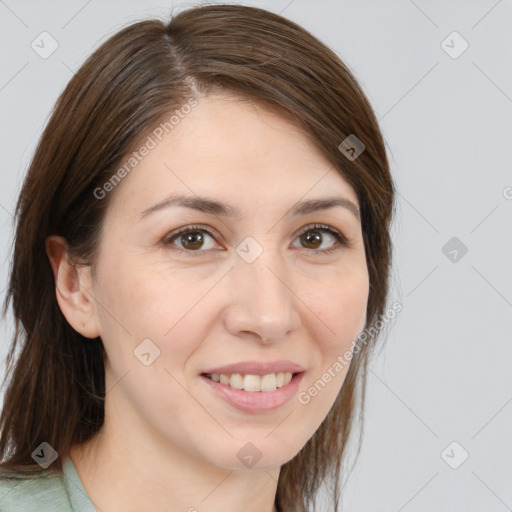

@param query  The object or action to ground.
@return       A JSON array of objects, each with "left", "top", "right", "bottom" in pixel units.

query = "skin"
[{"left": 46, "top": 91, "right": 369, "bottom": 512}]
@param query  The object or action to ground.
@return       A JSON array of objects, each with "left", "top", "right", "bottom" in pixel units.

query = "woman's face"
[{"left": 85, "top": 92, "right": 369, "bottom": 470}]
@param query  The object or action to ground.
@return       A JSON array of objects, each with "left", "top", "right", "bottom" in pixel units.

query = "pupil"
[
  {"left": 303, "top": 231, "right": 321, "bottom": 248},
  {"left": 183, "top": 232, "right": 203, "bottom": 250}
]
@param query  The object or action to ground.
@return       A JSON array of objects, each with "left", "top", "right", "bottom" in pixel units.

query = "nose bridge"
[{"left": 225, "top": 235, "right": 300, "bottom": 342}]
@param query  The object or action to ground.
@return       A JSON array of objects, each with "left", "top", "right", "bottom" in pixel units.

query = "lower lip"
[{"left": 200, "top": 372, "right": 305, "bottom": 413}]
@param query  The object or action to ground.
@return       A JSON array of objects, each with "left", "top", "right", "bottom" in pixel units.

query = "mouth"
[
  {"left": 200, "top": 371, "right": 302, "bottom": 392},
  {"left": 199, "top": 371, "right": 305, "bottom": 413}
]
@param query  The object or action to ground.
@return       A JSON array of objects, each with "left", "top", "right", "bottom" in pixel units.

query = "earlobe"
[{"left": 45, "top": 235, "right": 101, "bottom": 338}]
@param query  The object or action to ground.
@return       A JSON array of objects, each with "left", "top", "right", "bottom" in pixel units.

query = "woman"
[{"left": 0, "top": 3, "right": 395, "bottom": 511}]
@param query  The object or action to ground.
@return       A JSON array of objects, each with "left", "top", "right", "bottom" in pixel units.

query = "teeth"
[
  {"left": 207, "top": 372, "right": 293, "bottom": 392},
  {"left": 259, "top": 374, "right": 276, "bottom": 392},
  {"left": 230, "top": 373, "right": 244, "bottom": 390},
  {"left": 243, "top": 374, "right": 262, "bottom": 392}
]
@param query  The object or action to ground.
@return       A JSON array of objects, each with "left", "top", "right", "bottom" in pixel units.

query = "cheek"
[
  {"left": 309, "top": 265, "right": 370, "bottom": 351},
  {"left": 93, "top": 252, "right": 216, "bottom": 380},
  {"left": 93, "top": 255, "right": 206, "bottom": 422},
  {"left": 296, "top": 266, "right": 369, "bottom": 416},
  {"left": 94, "top": 251, "right": 190, "bottom": 335}
]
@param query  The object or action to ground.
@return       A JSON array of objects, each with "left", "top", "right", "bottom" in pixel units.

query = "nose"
[{"left": 222, "top": 243, "right": 302, "bottom": 344}]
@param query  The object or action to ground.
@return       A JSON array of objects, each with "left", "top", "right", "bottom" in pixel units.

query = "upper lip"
[{"left": 201, "top": 360, "right": 305, "bottom": 376}]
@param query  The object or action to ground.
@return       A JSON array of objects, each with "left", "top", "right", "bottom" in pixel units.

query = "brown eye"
[
  {"left": 164, "top": 226, "right": 218, "bottom": 253},
  {"left": 292, "top": 224, "right": 346, "bottom": 253},
  {"left": 299, "top": 230, "right": 323, "bottom": 249},
  {"left": 164, "top": 223, "right": 347, "bottom": 257},
  {"left": 179, "top": 231, "right": 205, "bottom": 250}
]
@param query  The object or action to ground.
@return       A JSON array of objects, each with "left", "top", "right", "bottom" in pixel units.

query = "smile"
[
  {"left": 202, "top": 372, "right": 295, "bottom": 392},
  {"left": 200, "top": 372, "right": 305, "bottom": 413}
]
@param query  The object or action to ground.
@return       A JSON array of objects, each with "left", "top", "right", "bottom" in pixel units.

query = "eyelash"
[{"left": 163, "top": 223, "right": 348, "bottom": 257}]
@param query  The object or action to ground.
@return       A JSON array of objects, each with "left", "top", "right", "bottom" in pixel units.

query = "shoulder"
[{"left": 0, "top": 469, "right": 73, "bottom": 512}]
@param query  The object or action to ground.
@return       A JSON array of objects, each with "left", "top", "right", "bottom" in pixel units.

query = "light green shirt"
[{"left": 0, "top": 456, "right": 96, "bottom": 511}]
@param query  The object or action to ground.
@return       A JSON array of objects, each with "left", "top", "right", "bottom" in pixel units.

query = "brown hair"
[{"left": 0, "top": 4, "right": 395, "bottom": 511}]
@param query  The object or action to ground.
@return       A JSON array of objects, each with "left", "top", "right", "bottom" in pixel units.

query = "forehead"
[{"left": 106, "top": 93, "right": 359, "bottom": 219}]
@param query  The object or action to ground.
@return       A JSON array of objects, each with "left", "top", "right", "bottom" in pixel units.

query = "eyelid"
[{"left": 163, "top": 222, "right": 349, "bottom": 255}]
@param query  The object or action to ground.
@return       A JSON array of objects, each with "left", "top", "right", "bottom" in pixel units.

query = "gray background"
[{"left": 1, "top": 1, "right": 511, "bottom": 511}]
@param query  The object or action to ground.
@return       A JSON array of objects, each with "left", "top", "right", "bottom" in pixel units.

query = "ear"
[{"left": 45, "top": 235, "right": 101, "bottom": 339}]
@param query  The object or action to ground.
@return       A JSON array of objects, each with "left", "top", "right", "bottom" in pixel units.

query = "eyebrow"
[{"left": 139, "top": 194, "right": 360, "bottom": 221}]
